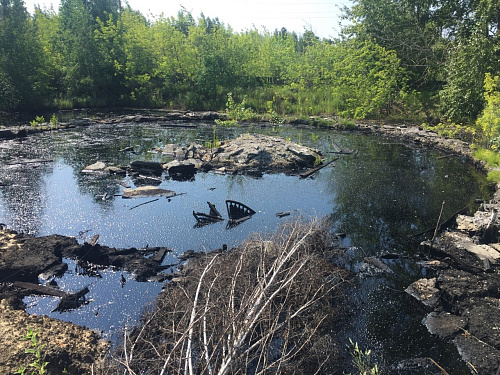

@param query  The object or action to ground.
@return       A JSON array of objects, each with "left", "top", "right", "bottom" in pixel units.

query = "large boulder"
[{"left": 202, "top": 134, "right": 321, "bottom": 174}]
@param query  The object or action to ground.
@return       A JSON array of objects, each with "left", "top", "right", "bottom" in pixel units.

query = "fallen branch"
[
  {"left": 299, "top": 158, "right": 337, "bottom": 179},
  {"left": 129, "top": 198, "right": 159, "bottom": 210}
]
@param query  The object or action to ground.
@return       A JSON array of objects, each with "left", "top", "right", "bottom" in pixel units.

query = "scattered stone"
[
  {"left": 105, "top": 165, "right": 127, "bottom": 175},
  {"left": 405, "top": 278, "right": 440, "bottom": 307},
  {"left": 423, "top": 311, "right": 467, "bottom": 340},
  {"left": 82, "top": 161, "right": 106, "bottom": 173},
  {"left": 164, "top": 159, "right": 197, "bottom": 178}
]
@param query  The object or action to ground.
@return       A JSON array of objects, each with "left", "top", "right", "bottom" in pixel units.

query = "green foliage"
[
  {"left": 266, "top": 100, "right": 285, "bottom": 125},
  {"left": 422, "top": 121, "right": 477, "bottom": 143},
  {"left": 338, "top": 117, "right": 356, "bottom": 129},
  {"left": 215, "top": 92, "right": 254, "bottom": 126},
  {"left": 50, "top": 114, "right": 58, "bottom": 128},
  {"left": 439, "top": 31, "right": 499, "bottom": 123},
  {"left": 472, "top": 147, "right": 500, "bottom": 183},
  {"left": 15, "top": 327, "right": 49, "bottom": 375},
  {"left": 476, "top": 74, "right": 500, "bottom": 148},
  {"left": 0, "top": 0, "right": 51, "bottom": 109},
  {"left": 486, "top": 170, "right": 500, "bottom": 183},
  {"left": 473, "top": 148, "right": 500, "bottom": 168},
  {"left": 313, "top": 154, "right": 322, "bottom": 167},
  {"left": 0, "top": 0, "right": 497, "bottom": 127},
  {"left": 30, "top": 116, "right": 45, "bottom": 127},
  {"left": 346, "top": 339, "right": 379, "bottom": 375}
]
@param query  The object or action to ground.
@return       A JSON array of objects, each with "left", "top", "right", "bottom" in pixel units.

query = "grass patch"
[
  {"left": 487, "top": 170, "right": 500, "bottom": 183},
  {"left": 473, "top": 148, "right": 500, "bottom": 168}
]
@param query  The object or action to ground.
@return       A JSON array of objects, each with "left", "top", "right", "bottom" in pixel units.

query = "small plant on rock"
[
  {"left": 30, "top": 116, "right": 45, "bottom": 127},
  {"left": 49, "top": 114, "right": 58, "bottom": 129}
]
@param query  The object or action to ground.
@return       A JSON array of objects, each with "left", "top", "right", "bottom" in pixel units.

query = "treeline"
[{"left": 0, "top": 0, "right": 499, "bottom": 125}]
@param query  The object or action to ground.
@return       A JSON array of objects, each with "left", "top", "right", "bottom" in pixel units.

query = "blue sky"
[{"left": 24, "top": 0, "right": 352, "bottom": 39}]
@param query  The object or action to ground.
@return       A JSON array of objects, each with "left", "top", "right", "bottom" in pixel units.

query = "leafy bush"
[
  {"left": 476, "top": 74, "right": 500, "bottom": 148},
  {"left": 422, "top": 121, "right": 477, "bottom": 143},
  {"left": 30, "top": 116, "right": 45, "bottom": 127},
  {"left": 50, "top": 114, "right": 58, "bottom": 128},
  {"left": 215, "top": 92, "right": 255, "bottom": 126}
]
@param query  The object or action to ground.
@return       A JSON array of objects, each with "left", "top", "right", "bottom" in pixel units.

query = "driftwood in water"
[
  {"left": 276, "top": 211, "right": 291, "bottom": 218},
  {"left": 130, "top": 198, "right": 159, "bottom": 210},
  {"left": 328, "top": 142, "right": 353, "bottom": 154},
  {"left": 6, "top": 158, "right": 53, "bottom": 166},
  {"left": 13, "top": 281, "right": 68, "bottom": 297},
  {"left": 116, "top": 180, "right": 131, "bottom": 188},
  {"left": 299, "top": 158, "right": 337, "bottom": 179},
  {"left": 151, "top": 247, "right": 171, "bottom": 263},
  {"left": 138, "top": 174, "right": 163, "bottom": 182},
  {"left": 53, "top": 286, "right": 90, "bottom": 312}
]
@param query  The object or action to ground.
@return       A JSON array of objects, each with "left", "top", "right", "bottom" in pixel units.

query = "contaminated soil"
[{"left": 0, "top": 113, "right": 498, "bottom": 374}]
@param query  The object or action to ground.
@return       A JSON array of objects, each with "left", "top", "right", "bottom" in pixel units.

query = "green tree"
[
  {"left": 439, "top": 30, "right": 498, "bottom": 122},
  {"left": 0, "top": 0, "right": 50, "bottom": 110},
  {"left": 94, "top": 12, "right": 128, "bottom": 104},
  {"left": 58, "top": 0, "right": 103, "bottom": 103},
  {"left": 119, "top": 7, "right": 157, "bottom": 105},
  {"left": 477, "top": 73, "right": 500, "bottom": 147},
  {"left": 343, "top": 0, "right": 447, "bottom": 89}
]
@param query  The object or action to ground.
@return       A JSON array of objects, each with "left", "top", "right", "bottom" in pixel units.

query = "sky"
[{"left": 23, "top": 0, "right": 352, "bottom": 39}]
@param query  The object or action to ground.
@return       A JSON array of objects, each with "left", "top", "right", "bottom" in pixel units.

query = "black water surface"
[{"left": 0, "top": 120, "right": 492, "bottom": 372}]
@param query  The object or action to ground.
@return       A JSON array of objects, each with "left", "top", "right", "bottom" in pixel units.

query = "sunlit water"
[{"left": 0, "top": 120, "right": 492, "bottom": 371}]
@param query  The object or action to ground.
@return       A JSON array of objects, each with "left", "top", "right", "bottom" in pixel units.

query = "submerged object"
[
  {"left": 226, "top": 200, "right": 256, "bottom": 228},
  {"left": 193, "top": 202, "right": 224, "bottom": 227}
]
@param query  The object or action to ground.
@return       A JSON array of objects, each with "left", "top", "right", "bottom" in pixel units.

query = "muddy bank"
[
  {"left": 0, "top": 299, "right": 108, "bottom": 375},
  {"left": 0, "top": 110, "right": 221, "bottom": 140}
]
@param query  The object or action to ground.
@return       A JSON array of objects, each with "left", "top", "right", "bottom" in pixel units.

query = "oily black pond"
[{"left": 0, "top": 121, "right": 491, "bottom": 372}]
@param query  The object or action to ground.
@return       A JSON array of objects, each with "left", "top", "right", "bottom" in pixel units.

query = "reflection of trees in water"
[
  {"left": 327, "top": 138, "right": 490, "bottom": 257},
  {"left": 326, "top": 137, "right": 489, "bottom": 371}
]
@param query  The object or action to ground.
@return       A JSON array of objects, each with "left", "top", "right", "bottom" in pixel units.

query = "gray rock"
[
  {"left": 423, "top": 311, "right": 467, "bottom": 340},
  {"left": 405, "top": 278, "right": 440, "bottom": 307},
  {"left": 82, "top": 161, "right": 107, "bottom": 173}
]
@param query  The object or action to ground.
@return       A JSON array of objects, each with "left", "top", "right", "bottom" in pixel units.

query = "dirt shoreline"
[{"left": 0, "top": 114, "right": 498, "bottom": 373}]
